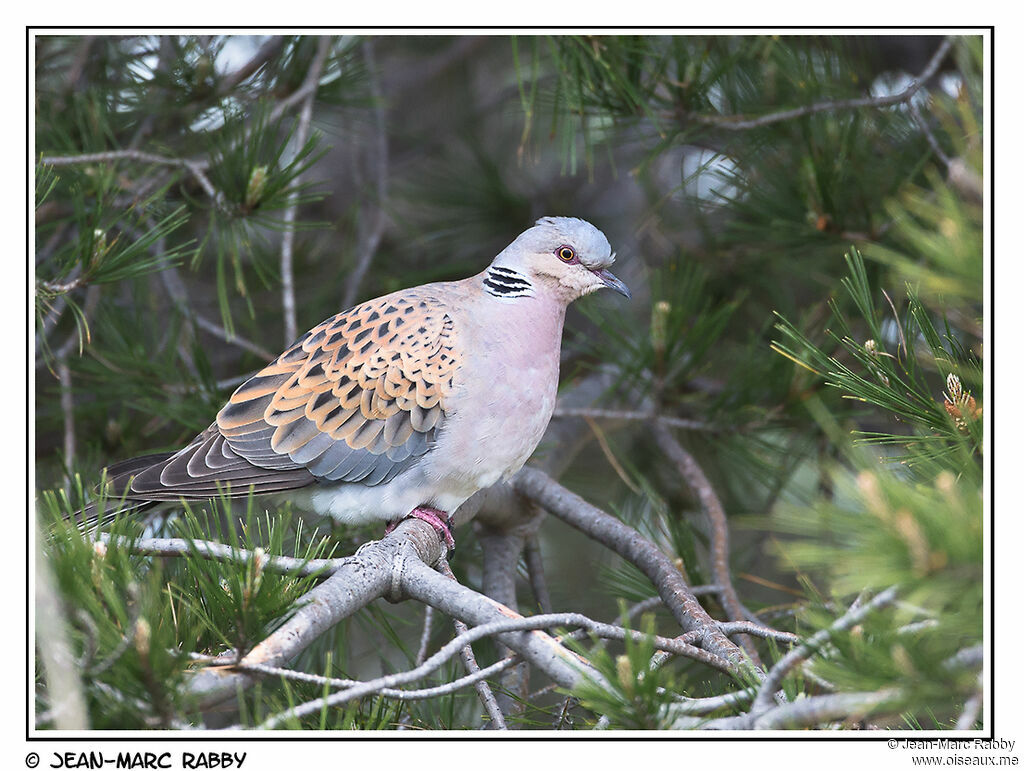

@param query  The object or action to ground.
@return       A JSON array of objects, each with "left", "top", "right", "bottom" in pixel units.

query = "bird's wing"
[
  {"left": 105, "top": 290, "right": 460, "bottom": 501},
  {"left": 213, "top": 290, "right": 460, "bottom": 487}
]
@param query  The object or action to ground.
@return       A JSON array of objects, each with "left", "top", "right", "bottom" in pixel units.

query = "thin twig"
[
  {"left": 41, "top": 149, "right": 225, "bottom": 210},
  {"left": 584, "top": 416, "right": 642, "bottom": 494},
  {"left": 523, "top": 534, "right": 553, "bottom": 613},
  {"left": 253, "top": 613, "right": 603, "bottom": 729},
  {"left": 341, "top": 39, "right": 390, "bottom": 310},
  {"left": 57, "top": 358, "right": 75, "bottom": 488},
  {"left": 280, "top": 36, "right": 331, "bottom": 344},
  {"left": 414, "top": 605, "right": 435, "bottom": 667},
  {"left": 191, "top": 313, "right": 276, "bottom": 362},
  {"left": 647, "top": 617, "right": 799, "bottom": 672},
  {"left": 437, "top": 557, "right": 508, "bottom": 729},
  {"left": 160, "top": 267, "right": 276, "bottom": 362},
  {"left": 749, "top": 688, "right": 903, "bottom": 729},
  {"left": 99, "top": 534, "right": 338, "bottom": 577},
  {"left": 553, "top": 406, "right": 714, "bottom": 432},
  {"left": 572, "top": 589, "right": 753, "bottom": 675},
  {"left": 651, "top": 423, "right": 760, "bottom": 665},
  {"left": 685, "top": 37, "right": 953, "bottom": 131},
  {"left": 716, "top": 621, "right": 799, "bottom": 644},
  {"left": 898, "top": 619, "right": 939, "bottom": 636},
  {"left": 39, "top": 275, "right": 88, "bottom": 295},
  {"left": 235, "top": 655, "right": 519, "bottom": 704},
  {"left": 667, "top": 686, "right": 757, "bottom": 717},
  {"left": 626, "top": 596, "right": 668, "bottom": 621},
  {"left": 909, "top": 98, "right": 952, "bottom": 168},
  {"left": 252, "top": 608, "right": 769, "bottom": 729},
  {"left": 162, "top": 372, "right": 253, "bottom": 396},
  {"left": 560, "top": 619, "right": 734, "bottom": 672},
  {"left": 454, "top": 617, "right": 507, "bottom": 729},
  {"left": 269, "top": 40, "right": 334, "bottom": 122},
  {"left": 185, "top": 649, "right": 239, "bottom": 664},
  {"left": 397, "top": 549, "right": 605, "bottom": 691}
]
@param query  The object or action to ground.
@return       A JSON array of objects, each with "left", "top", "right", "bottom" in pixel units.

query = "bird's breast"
[{"left": 430, "top": 297, "right": 566, "bottom": 488}]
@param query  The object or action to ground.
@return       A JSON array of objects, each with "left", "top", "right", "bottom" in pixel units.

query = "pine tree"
[{"left": 34, "top": 33, "right": 984, "bottom": 731}]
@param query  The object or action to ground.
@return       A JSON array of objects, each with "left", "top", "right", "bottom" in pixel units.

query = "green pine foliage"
[
  {"left": 36, "top": 490, "right": 334, "bottom": 729},
  {"left": 569, "top": 614, "right": 684, "bottom": 730},
  {"left": 757, "top": 42, "right": 982, "bottom": 728}
]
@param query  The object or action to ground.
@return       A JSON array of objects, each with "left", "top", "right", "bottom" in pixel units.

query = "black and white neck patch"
[{"left": 482, "top": 266, "right": 535, "bottom": 299}]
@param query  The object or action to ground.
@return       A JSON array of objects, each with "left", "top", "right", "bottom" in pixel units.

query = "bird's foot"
[{"left": 385, "top": 507, "right": 455, "bottom": 550}]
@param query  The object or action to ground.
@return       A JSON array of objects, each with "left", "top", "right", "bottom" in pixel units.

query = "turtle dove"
[{"left": 95, "top": 217, "right": 629, "bottom": 548}]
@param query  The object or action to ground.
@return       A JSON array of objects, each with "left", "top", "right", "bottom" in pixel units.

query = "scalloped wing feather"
[
  {"left": 98, "top": 290, "right": 460, "bottom": 503},
  {"left": 215, "top": 291, "right": 459, "bottom": 486}
]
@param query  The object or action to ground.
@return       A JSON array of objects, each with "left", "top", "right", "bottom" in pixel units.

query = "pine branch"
[
  {"left": 511, "top": 466, "right": 755, "bottom": 677},
  {"left": 185, "top": 517, "right": 445, "bottom": 709},
  {"left": 396, "top": 557, "right": 606, "bottom": 690},
  {"left": 250, "top": 611, "right": 598, "bottom": 729},
  {"left": 748, "top": 689, "right": 903, "bottom": 729},
  {"left": 553, "top": 406, "right": 716, "bottom": 432},
  {"left": 684, "top": 37, "right": 953, "bottom": 130},
  {"left": 651, "top": 422, "right": 760, "bottom": 665},
  {"left": 280, "top": 36, "right": 332, "bottom": 344},
  {"left": 97, "top": 533, "right": 338, "bottom": 577},
  {"left": 41, "top": 149, "right": 227, "bottom": 211},
  {"left": 237, "top": 653, "right": 518, "bottom": 707},
  {"left": 748, "top": 586, "right": 899, "bottom": 718},
  {"left": 182, "top": 518, "right": 617, "bottom": 711},
  {"left": 473, "top": 529, "right": 525, "bottom": 723},
  {"left": 159, "top": 266, "right": 276, "bottom": 361}
]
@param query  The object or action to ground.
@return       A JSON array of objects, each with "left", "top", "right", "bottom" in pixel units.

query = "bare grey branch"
[{"left": 687, "top": 37, "right": 953, "bottom": 131}]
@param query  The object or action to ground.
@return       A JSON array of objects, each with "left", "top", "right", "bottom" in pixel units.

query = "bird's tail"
[
  {"left": 60, "top": 451, "right": 178, "bottom": 536},
  {"left": 73, "top": 496, "right": 158, "bottom": 536}
]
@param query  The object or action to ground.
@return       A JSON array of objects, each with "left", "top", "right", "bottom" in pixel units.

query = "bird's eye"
[{"left": 557, "top": 245, "right": 576, "bottom": 263}]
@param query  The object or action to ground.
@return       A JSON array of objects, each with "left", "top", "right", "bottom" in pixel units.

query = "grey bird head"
[{"left": 491, "top": 216, "right": 631, "bottom": 302}]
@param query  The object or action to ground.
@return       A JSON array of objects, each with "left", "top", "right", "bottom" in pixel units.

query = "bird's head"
[{"left": 490, "top": 216, "right": 630, "bottom": 303}]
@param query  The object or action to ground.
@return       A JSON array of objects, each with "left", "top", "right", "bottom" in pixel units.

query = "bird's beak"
[{"left": 593, "top": 268, "right": 631, "bottom": 299}]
